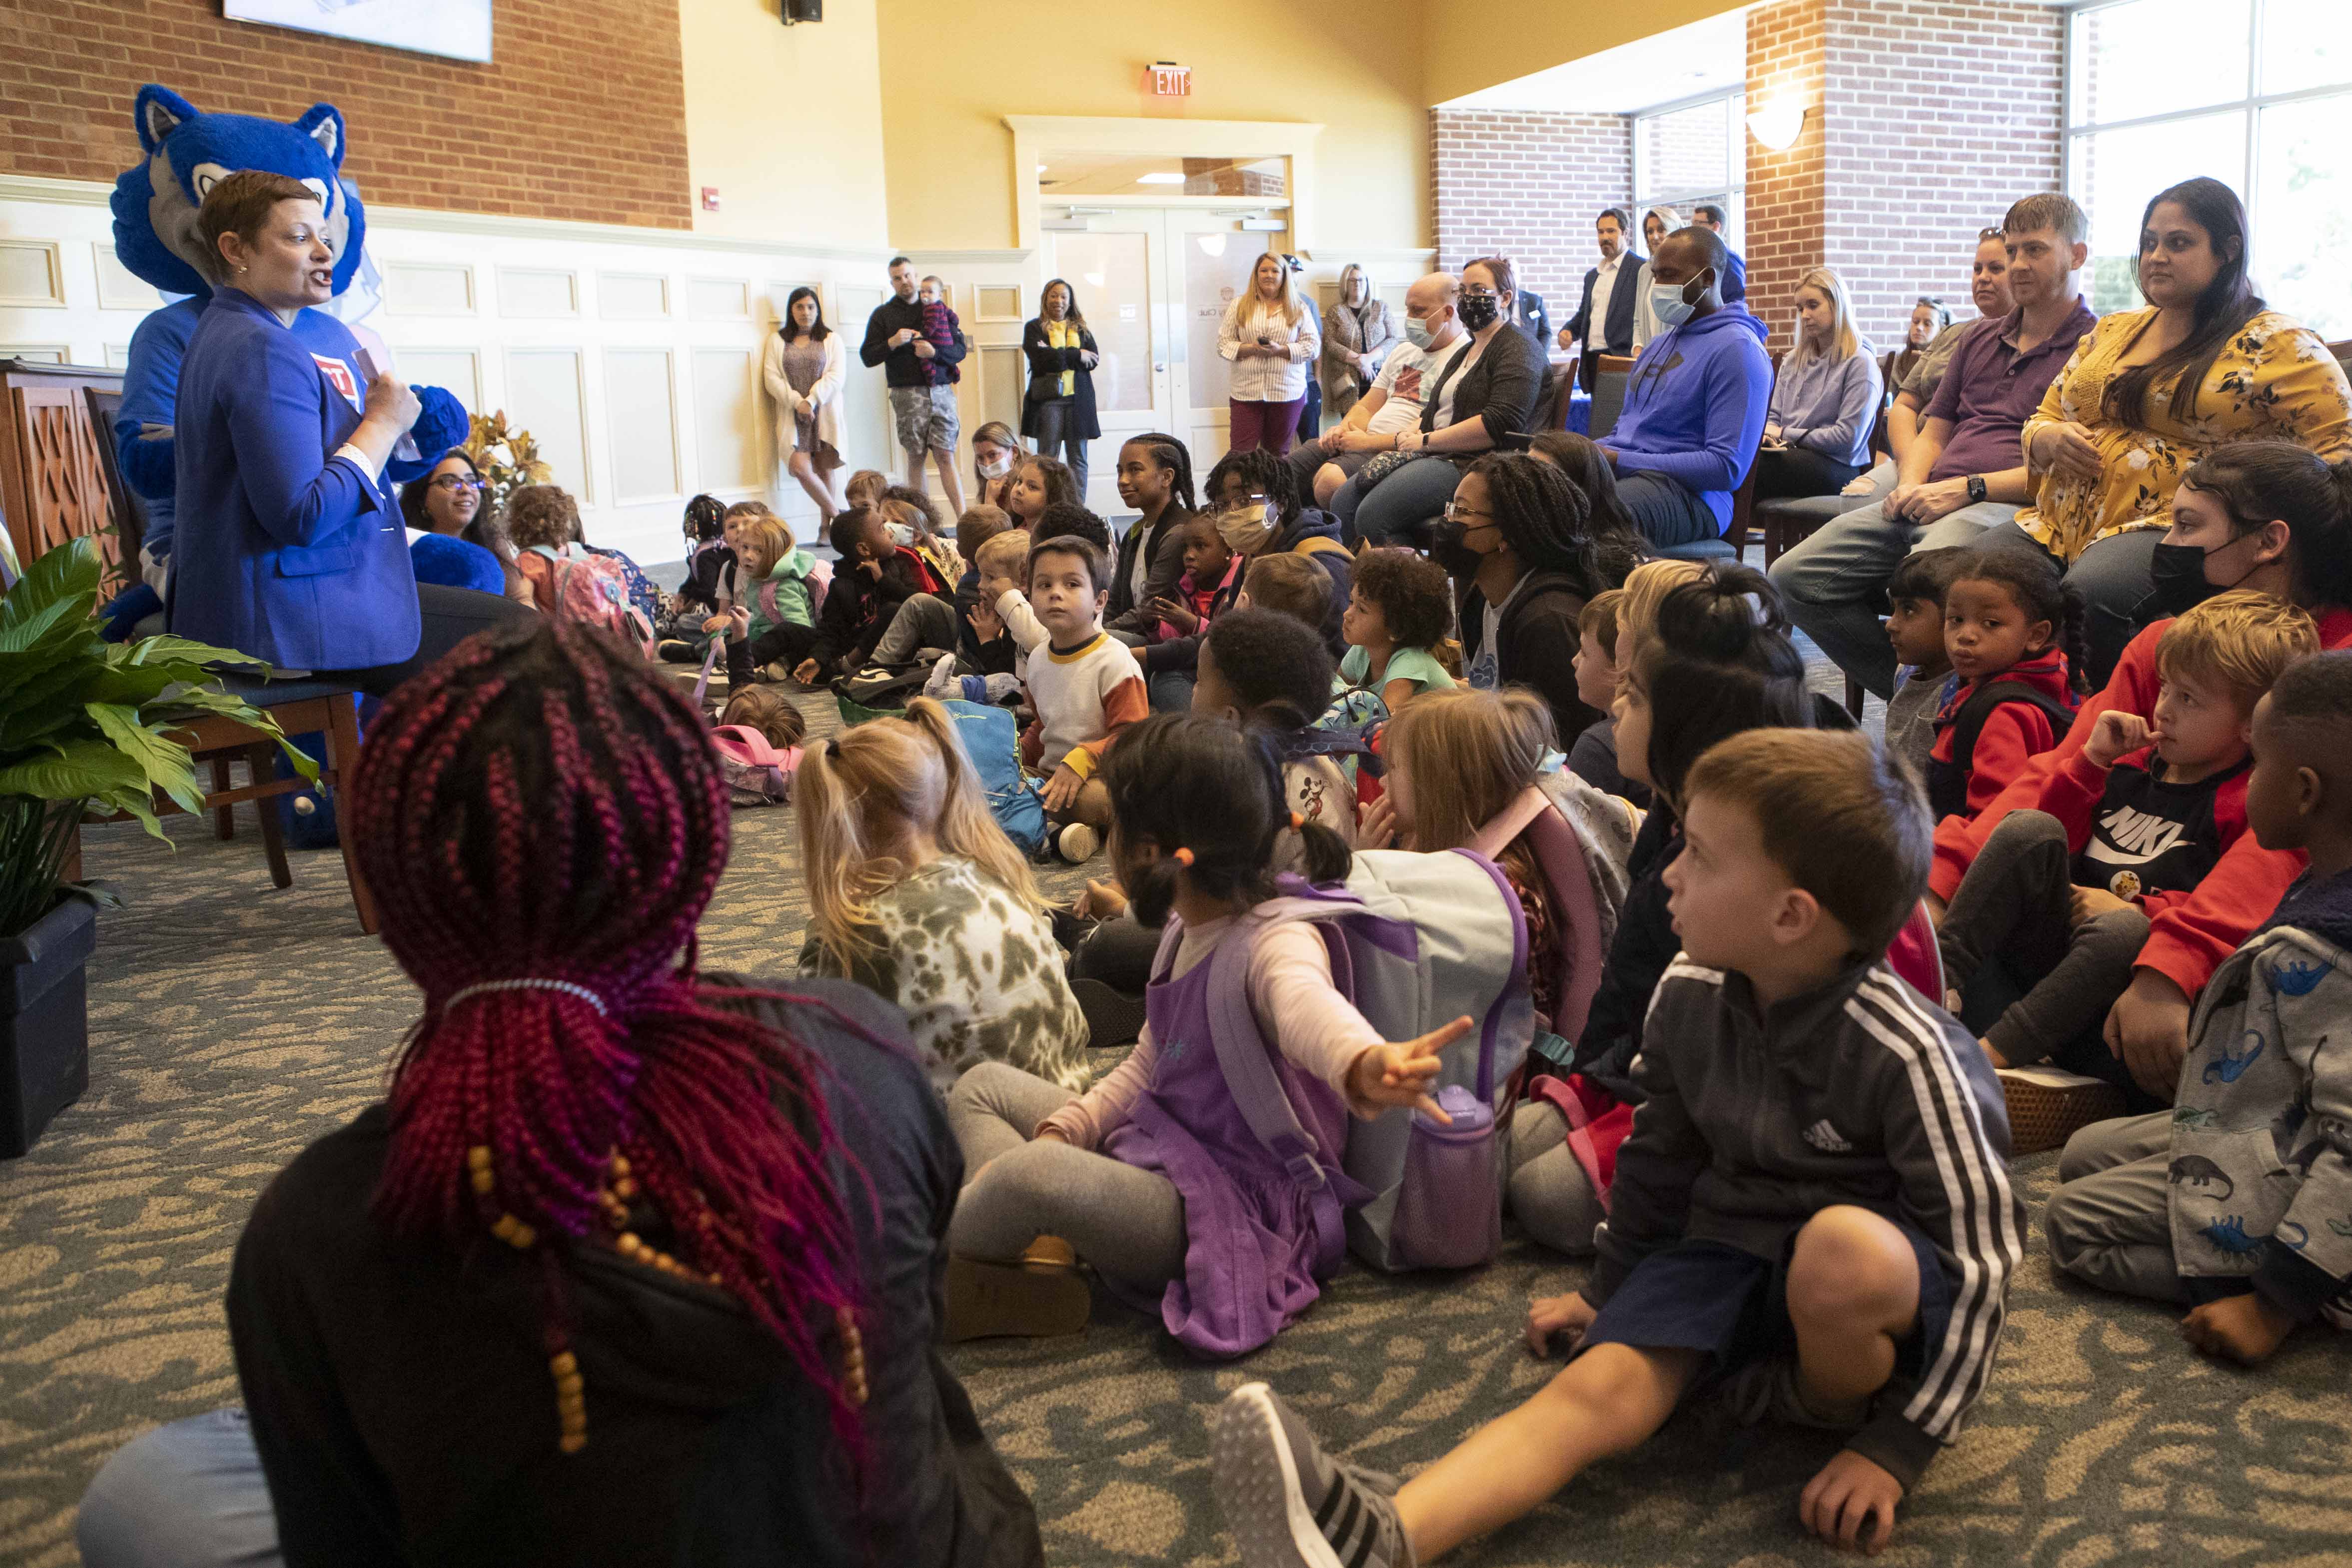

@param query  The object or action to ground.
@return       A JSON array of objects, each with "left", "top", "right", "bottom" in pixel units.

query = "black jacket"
[
  {"left": 1105, "top": 504, "right": 1193, "bottom": 630},
  {"left": 1458, "top": 568, "right": 1597, "bottom": 746},
  {"left": 1589, "top": 954, "right": 2022, "bottom": 1491},
  {"left": 1569, "top": 805, "right": 1681, "bottom": 1104},
  {"left": 1514, "top": 289, "right": 1553, "bottom": 356},
  {"left": 861, "top": 297, "right": 967, "bottom": 390},
  {"left": 1018, "top": 318, "right": 1101, "bottom": 442},
  {"left": 1422, "top": 320, "right": 1547, "bottom": 446},
  {"left": 811, "top": 547, "right": 928, "bottom": 671},
  {"left": 1565, "top": 253, "right": 1644, "bottom": 358},
  {"left": 226, "top": 977, "right": 1043, "bottom": 1568}
]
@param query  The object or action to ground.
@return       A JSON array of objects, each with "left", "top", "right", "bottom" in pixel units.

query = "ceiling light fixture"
[{"left": 1136, "top": 171, "right": 1188, "bottom": 185}]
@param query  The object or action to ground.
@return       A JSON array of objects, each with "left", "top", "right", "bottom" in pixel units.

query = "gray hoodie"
[{"left": 1588, "top": 955, "right": 2024, "bottom": 1489}]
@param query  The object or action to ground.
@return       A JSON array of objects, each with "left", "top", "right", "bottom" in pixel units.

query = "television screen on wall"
[{"left": 223, "top": 0, "right": 493, "bottom": 63}]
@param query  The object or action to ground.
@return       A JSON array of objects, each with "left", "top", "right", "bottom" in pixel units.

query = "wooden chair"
[
  {"left": 1729, "top": 349, "right": 1786, "bottom": 564},
  {"left": 1536, "top": 360, "right": 1579, "bottom": 433},
  {"left": 1586, "top": 354, "right": 1636, "bottom": 441},
  {"left": 80, "top": 387, "right": 146, "bottom": 571}
]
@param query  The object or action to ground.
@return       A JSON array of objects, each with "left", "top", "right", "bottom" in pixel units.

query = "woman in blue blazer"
[{"left": 171, "top": 170, "right": 523, "bottom": 694}]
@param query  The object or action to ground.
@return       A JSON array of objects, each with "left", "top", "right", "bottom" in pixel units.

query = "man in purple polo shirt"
[{"left": 1774, "top": 192, "right": 2096, "bottom": 698}]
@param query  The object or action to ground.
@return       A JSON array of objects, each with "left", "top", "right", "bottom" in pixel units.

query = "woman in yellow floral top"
[{"left": 1985, "top": 177, "right": 2352, "bottom": 682}]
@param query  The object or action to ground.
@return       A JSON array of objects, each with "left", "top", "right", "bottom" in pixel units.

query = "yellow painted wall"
[
  {"left": 677, "top": 0, "right": 891, "bottom": 249},
  {"left": 872, "top": 0, "right": 1430, "bottom": 254},
  {"left": 1422, "top": 0, "right": 1746, "bottom": 105}
]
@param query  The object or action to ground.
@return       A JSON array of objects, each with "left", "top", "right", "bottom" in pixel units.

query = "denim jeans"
[
  {"left": 1334, "top": 455, "right": 1463, "bottom": 548},
  {"left": 1615, "top": 471, "right": 1721, "bottom": 550},
  {"left": 1029, "top": 399, "right": 1089, "bottom": 498},
  {"left": 78, "top": 1408, "right": 281, "bottom": 1568},
  {"left": 1770, "top": 497, "right": 2017, "bottom": 699}
]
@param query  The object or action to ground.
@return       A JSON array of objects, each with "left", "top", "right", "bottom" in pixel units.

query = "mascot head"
[{"left": 110, "top": 85, "right": 365, "bottom": 300}]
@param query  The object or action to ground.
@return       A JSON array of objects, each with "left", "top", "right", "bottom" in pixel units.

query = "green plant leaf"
[
  {"left": 0, "top": 740, "right": 147, "bottom": 803},
  {"left": 83, "top": 782, "right": 169, "bottom": 843},
  {"left": 118, "top": 635, "right": 269, "bottom": 671},
  {"left": 85, "top": 703, "right": 202, "bottom": 814},
  {"left": 147, "top": 687, "right": 319, "bottom": 781},
  {"left": 0, "top": 538, "right": 101, "bottom": 639}
]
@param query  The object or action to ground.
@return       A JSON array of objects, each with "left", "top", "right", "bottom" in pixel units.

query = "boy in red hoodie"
[
  {"left": 1924, "top": 550, "right": 2085, "bottom": 821},
  {"left": 1935, "top": 593, "right": 2319, "bottom": 1145}
]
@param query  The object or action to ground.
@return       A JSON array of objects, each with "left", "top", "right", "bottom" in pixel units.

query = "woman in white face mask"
[{"left": 970, "top": 421, "right": 1020, "bottom": 512}]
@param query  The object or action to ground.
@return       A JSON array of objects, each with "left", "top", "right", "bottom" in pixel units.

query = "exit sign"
[{"left": 1148, "top": 61, "right": 1190, "bottom": 96}]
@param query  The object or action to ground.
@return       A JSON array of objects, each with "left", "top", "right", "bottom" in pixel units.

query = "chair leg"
[
  {"left": 248, "top": 743, "right": 293, "bottom": 890},
  {"left": 210, "top": 756, "right": 235, "bottom": 840},
  {"left": 323, "top": 695, "right": 379, "bottom": 935},
  {"left": 1845, "top": 672, "right": 1866, "bottom": 720}
]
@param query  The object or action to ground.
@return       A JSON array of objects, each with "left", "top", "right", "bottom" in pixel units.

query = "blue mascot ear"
[
  {"left": 134, "top": 84, "right": 198, "bottom": 156},
  {"left": 291, "top": 103, "right": 347, "bottom": 170}
]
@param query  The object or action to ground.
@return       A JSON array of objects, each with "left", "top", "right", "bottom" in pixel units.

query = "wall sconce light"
[{"left": 1746, "top": 100, "right": 1807, "bottom": 151}]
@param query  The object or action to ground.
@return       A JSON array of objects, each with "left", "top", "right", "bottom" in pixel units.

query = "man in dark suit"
[
  {"left": 1691, "top": 203, "right": 1749, "bottom": 303},
  {"left": 1558, "top": 207, "right": 1643, "bottom": 392},
  {"left": 1513, "top": 285, "right": 1552, "bottom": 354}
]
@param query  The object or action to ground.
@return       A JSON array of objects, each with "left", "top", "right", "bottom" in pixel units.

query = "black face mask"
[
  {"left": 1457, "top": 292, "right": 1502, "bottom": 331},
  {"left": 1426, "top": 518, "right": 1494, "bottom": 581},
  {"left": 2149, "top": 535, "right": 2259, "bottom": 617}
]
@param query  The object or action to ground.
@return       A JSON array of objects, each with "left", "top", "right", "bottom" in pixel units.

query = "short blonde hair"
[
  {"left": 844, "top": 469, "right": 890, "bottom": 506},
  {"left": 503, "top": 484, "right": 581, "bottom": 551},
  {"left": 1615, "top": 560, "right": 1706, "bottom": 670},
  {"left": 1384, "top": 688, "right": 1556, "bottom": 853},
  {"left": 2154, "top": 590, "right": 2321, "bottom": 714},
  {"left": 974, "top": 527, "right": 1032, "bottom": 579},
  {"left": 735, "top": 516, "right": 792, "bottom": 579},
  {"left": 718, "top": 684, "right": 806, "bottom": 750},
  {"left": 1683, "top": 729, "right": 1931, "bottom": 959}
]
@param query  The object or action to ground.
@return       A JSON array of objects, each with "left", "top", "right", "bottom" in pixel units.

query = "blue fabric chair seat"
[
  {"left": 210, "top": 673, "right": 361, "bottom": 709},
  {"left": 1653, "top": 537, "right": 1735, "bottom": 563}
]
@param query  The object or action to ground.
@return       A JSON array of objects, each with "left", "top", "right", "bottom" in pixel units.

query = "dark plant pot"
[{"left": 0, "top": 894, "right": 95, "bottom": 1159}]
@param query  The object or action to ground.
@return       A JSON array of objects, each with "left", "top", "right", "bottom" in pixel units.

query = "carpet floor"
[{"left": 4, "top": 684, "right": 2349, "bottom": 1568}]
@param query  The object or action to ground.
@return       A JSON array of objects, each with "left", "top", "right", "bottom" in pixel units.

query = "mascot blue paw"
[{"left": 398, "top": 386, "right": 473, "bottom": 481}]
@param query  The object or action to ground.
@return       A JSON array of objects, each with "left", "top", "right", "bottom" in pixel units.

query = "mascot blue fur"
[{"left": 109, "top": 84, "right": 468, "bottom": 579}]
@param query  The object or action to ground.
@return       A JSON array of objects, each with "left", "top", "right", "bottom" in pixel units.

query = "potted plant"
[{"left": 0, "top": 537, "right": 311, "bottom": 1157}]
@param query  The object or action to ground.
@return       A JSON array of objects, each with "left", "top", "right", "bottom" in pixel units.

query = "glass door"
[{"left": 1047, "top": 209, "right": 1285, "bottom": 508}]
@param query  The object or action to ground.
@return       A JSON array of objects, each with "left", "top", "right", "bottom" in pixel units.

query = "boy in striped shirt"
[{"left": 1213, "top": 729, "right": 2023, "bottom": 1566}]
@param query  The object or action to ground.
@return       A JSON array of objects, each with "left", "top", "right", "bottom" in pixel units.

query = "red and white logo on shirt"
[{"left": 312, "top": 353, "right": 362, "bottom": 413}]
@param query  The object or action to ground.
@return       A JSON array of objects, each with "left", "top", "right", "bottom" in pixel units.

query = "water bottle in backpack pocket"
[{"left": 1390, "top": 1084, "right": 1501, "bottom": 1270}]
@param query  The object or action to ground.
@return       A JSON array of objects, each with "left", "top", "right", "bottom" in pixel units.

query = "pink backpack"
[
  {"left": 711, "top": 724, "right": 800, "bottom": 806},
  {"left": 525, "top": 546, "right": 656, "bottom": 655}
]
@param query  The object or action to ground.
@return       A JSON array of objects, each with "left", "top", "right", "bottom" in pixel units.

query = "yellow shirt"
[
  {"left": 1044, "top": 319, "right": 1078, "bottom": 399},
  {"left": 2015, "top": 307, "right": 2352, "bottom": 562}
]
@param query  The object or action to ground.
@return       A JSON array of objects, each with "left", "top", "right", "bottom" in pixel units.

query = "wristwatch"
[{"left": 1966, "top": 474, "right": 1988, "bottom": 504}]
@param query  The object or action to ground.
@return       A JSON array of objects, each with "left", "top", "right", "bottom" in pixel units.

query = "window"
[
  {"left": 1633, "top": 91, "right": 1746, "bottom": 249},
  {"left": 2066, "top": 0, "right": 2352, "bottom": 337}
]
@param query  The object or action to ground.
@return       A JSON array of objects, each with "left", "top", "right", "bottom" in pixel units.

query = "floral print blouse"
[{"left": 2014, "top": 307, "right": 2352, "bottom": 563}]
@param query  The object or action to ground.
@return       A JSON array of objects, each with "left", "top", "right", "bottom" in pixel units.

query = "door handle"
[{"left": 1154, "top": 363, "right": 1166, "bottom": 373}]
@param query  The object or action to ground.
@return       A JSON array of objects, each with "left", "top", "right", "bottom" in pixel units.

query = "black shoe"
[
  {"left": 658, "top": 639, "right": 701, "bottom": 663},
  {"left": 1071, "top": 978, "right": 1147, "bottom": 1050}
]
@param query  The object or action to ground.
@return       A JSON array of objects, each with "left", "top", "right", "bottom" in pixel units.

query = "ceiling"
[{"left": 1438, "top": 6, "right": 1748, "bottom": 116}]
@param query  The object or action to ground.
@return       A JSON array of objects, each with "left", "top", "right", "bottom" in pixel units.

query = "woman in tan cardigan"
[{"left": 1319, "top": 263, "right": 1399, "bottom": 419}]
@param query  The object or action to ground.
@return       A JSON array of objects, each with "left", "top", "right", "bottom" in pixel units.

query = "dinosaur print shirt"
[
  {"left": 2169, "top": 867, "right": 2352, "bottom": 1321},
  {"left": 798, "top": 855, "right": 1091, "bottom": 1093}
]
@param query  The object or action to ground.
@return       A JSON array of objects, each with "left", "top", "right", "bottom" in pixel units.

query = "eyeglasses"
[
  {"left": 1977, "top": 226, "right": 2005, "bottom": 241},
  {"left": 1441, "top": 499, "right": 1497, "bottom": 523},
  {"left": 428, "top": 475, "right": 486, "bottom": 493},
  {"left": 1460, "top": 288, "right": 1501, "bottom": 301}
]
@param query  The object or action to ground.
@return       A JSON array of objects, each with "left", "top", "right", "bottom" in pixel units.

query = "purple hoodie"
[{"left": 1608, "top": 306, "right": 1774, "bottom": 533}]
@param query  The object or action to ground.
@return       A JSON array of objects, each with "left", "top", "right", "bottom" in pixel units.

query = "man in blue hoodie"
[{"left": 1596, "top": 227, "right": 1773, "bottom": 549}]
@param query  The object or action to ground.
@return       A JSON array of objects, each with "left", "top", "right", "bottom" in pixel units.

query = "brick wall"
[
  {"left": 1431, "top": 108, "right": 1632, "bottom": 315},
  {"left": 1745, "top": 0, "right": 2063, "bottom": 351},
  {"left": 0, "top": 0, "right": 689, "bottom": 228}
]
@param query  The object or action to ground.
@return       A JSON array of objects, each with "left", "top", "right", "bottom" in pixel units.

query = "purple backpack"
[{"left": 1206, "top": 849, "right": 1533, "bottom": 1273}]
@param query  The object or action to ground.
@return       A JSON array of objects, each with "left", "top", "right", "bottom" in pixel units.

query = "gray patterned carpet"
[{"left": 5, "top": 691, "right": 2351, "bottom": 1568}]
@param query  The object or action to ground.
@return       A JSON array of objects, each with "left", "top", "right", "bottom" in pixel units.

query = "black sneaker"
[
  {"left": 657, "top": 639, "right": 701, "bottom": 663},
  {"left": 1213, "top": 1382, "right": 1415, "bottom": 1568}
]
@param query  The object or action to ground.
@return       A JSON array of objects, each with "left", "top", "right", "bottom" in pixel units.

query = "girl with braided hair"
[
  {"left": 78, "top": 617, "right": 1042, "bottom": 1568},
  {"left": 1105, "top": 432, "right": 1198, "bottom": 639},
  {"left": 1440, "top": 451, "right": 1618, "bottom": 748}
]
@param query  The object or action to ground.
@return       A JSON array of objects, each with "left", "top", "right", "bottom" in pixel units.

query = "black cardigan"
[
  {"left": 1459, "top": 568, "right": 1598, "bottom": 745},
  {"left": 1422, "top": 320, "right": 1547, "bottom": 446},
  {"left": 1105, "top": 503, "right": 1192, "bottom": 629},
  {"left": 1019, "top": 318, "right": 1101, "bottom": 443}
]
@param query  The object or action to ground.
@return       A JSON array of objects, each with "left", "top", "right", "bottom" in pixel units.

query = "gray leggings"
[
  {"left": 1508, "top": 1099, "right": 1604, "bottom": 1256},
  {"left": 947, "top": 1062, "right": 1188, "bottom": 1289},
  {"left": 870, "top": 592, "right": 961, "bottom": 668}
]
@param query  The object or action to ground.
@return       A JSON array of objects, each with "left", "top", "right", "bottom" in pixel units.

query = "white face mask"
[
  {"left": 1650, "top": 268, "right": 1713, "bottom": 330},
  {"left": 884, "top": 522, "right": 916, "bottom": 547},
  {"left": 978, "top": 453, "right": 1012, "bottom": 479}
]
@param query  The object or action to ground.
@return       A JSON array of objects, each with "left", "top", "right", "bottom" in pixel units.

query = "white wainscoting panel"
[
  {"left": 0, "top": 240, "right": 64, "bottom": 307},
  {"left": 690, "top": 348, "right": 762, "bottom": 494},
  {"left": 92, "top": 246, "right": 159, "bottom": 311},
  {"left": 505, "top": 348, "right": 590, "bottom": 500},
  {"left": 400, "top": 349, "right": 483, "bottom": 415},
  {"left": 600, "top": 272, "right": 671, "bottom": 319},
  {"left": 977, "top": 345, "right": 1023, "bottom": 440},
  {"left": 104, "top": 342, "right": 131, "bottom": 368},
  {"left": 687, "top": 277, "right": 751, "bottom": 322},
  {"left": 605, "top": 348, "right": 682, "bottom": 503},
  {"left": 385, "top": 260, "right": 476, "bottom": 316},
  {"left": 834, "top": 284, "right": 894, "bottom": 482},
  {"left": 0, "top": 344, "right": 67, "bottom": 363},
  {"left": 497, "top": 267, "right": 580, "bottom": 318}
]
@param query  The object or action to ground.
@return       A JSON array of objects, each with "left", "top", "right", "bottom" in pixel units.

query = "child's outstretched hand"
[
  {"left": 1800, "top": 1450, "right": 1903, "bottom": 1556},
  {"left": 1524, "top": 1290, "right": 1596, "bottom": 1355},
  {"left": 2083, "top": 710, "right": 2152, "bottom": 768},
  {"left": 2181, "top": 1291, "right": 2296, "bottom": 1365},
  {"left": 1346, "top": 1015, "right": 1471, "bottom": 1118},
  {"left": 1076, "top": 878, "right": 1127, "bottom": 919}
]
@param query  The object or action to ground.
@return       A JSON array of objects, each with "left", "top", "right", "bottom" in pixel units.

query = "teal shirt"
[{"left": 1341, "top": 643, "right": 1456, "bottom": 697}]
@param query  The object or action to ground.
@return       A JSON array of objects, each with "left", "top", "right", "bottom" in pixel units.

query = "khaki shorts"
[{"left": 890, "top": 385, "right": 960, "bottom": 454}]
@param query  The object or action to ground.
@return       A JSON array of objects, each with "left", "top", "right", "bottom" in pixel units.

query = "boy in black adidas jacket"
[{"left": 1210, "top": 730, "right": 2021, "bottom": 1568}]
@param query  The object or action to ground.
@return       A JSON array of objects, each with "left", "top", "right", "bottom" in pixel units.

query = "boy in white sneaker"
[{"left": 1213, "top": 728, "right": 2022, "bottom": 1564}]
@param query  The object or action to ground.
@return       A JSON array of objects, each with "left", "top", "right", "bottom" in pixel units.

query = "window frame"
[
  {"left": 2062, "top": 0, "right": 2352, "bottom": 316},
  {"left": 1632, "top": 88, "right": 1747, "bottom": 250}
]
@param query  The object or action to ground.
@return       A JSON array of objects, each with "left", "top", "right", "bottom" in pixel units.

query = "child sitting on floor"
[
  {"left": 1214, "top": 727, "right": 2022, "bottom": 1566},
  {"left": 971, "top": 534, "right": 1145, "bottom": 860},
  {"left": 1237, "top": 551, "right": 1330, "bottom": 630},
  {"left": 1036, "top": 502, "right": 1113, "bottom": 558},
  {"left": 1936, "top": 591, "right": 2319, "bottom": 1138},
  {"left": 718, "top": 682, "right": 806, "bottom": 749},
  {"left": 844, "top": 469, "right": 890, "bottom": 514},
  {"left": 883, "top": 485, "right": 962, "bottom": 587},
  {"left": 942, "top": 712, "right": 1467, "bottom": 1351},
  {"left": 1341, "top": 549, "right": 1457, "bottom": 718},
  {"left": 791, "top": 507, "right": 942, "bottom": 686},
  {"left": 1005, "top": 455, "right": 1079, "bottom": 529},
  {"left": 717, "top": 516, "right": 822, "bottom": 688},
  {"left": 1193, "top": 608, "right": 1359, "bottom": 857},
  {"left": 2046, "top": 648, "right": 2352, "bottom": 1365},
  {"left": 796, "top": 696, "right": 1088, "bottom": 1089},
  {"left": 1566, "top": 589, "right": 1648, "bottom": 808},
  {"left": 1154, "top": 518, "right": 1235, "bottom": 644},
  {"left": 1927, "top": 550, "right": 2086, "bottom": 820},
  {"left": 1881, "top": 547, "right": 1967, "bottom": 777}
]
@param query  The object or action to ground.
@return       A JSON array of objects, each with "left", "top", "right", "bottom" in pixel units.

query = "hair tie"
[
  {"left": 1289, "top": 811, "right": 1305, "bottom": 830},
  {"left": 443, "top": 978, "right": 611, "bottom": 1018},
  {"left": 825, "top": 738, "right": 842, "bottom": 758},
  {"left": 1740, "top": 590, "right": 1769, "bottom": 626},
  {"left": 1172, "top": 847, "right": 1195, "bottom": 866}
]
